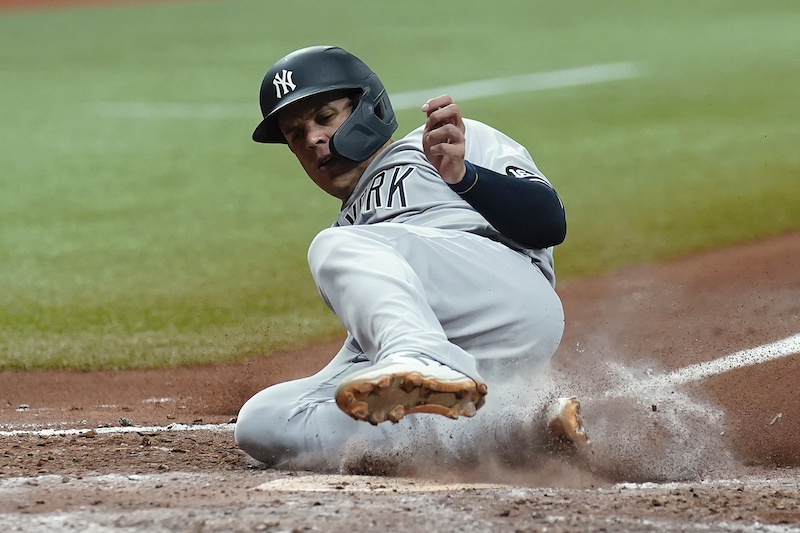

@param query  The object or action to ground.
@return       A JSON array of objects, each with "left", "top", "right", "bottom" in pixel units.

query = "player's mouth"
[
  {"left": 317, "top": 154, "right": 352, "bottom": 177},
  {"left": 317, "top": 155, "right": 335, "bottom": 172}
]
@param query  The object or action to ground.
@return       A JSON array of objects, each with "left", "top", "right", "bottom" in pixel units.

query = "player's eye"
[
  {"left": 286, "top": 129, "right": 302, "bottom": 143},
  {"left": 318, "top": 112, "right": 335, "bottom": 124}
]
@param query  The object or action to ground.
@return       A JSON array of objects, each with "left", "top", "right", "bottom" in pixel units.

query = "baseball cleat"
[
  {"left": 546, "top": 397, "right": 594, "bottom": 456},
  {"left": 335, "top": 353, "right": 487, "bottom": 425}
]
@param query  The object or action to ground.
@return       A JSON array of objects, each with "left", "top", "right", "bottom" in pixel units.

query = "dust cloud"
[{"left": 330, "top": 355, "right": 736, "bottom": 487}]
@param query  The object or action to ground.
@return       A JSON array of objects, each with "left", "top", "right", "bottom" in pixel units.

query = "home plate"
[{"left": 254, "top": 474, "right": 507, "bottom": 493}]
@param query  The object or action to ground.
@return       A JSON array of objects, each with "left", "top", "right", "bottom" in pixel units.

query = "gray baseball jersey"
[{"left": 335, "top": 118, "right": 557, "bottom": 285}]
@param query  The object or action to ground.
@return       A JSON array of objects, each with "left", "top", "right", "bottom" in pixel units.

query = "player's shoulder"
[
  {"left": 463, "top": 117, "right": 494, "bottom": 133},
  {"left": 463, "top": 118, "right": 523, "bottom": 148},
  {"left": 395, "top": 124, "right": 425, "bottom": 148},
  {"left": 385, "top": 119, "right": 520, "bottom": 153},
  {"left": 371, "top": 117, "right": 543, "bottom": 182},
  {"left": 361, "top": 125, "right": 428, "bottom": 179},
  {"left": 461, "top": 119, "right": 546, "bottom": 180},
  {"left": 373, "top": 125, "right": 426, "bottom": 165}
]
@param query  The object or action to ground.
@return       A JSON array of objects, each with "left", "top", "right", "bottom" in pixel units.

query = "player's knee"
[
  {"left": 233, "top": 401, "right": 267, "bottom": 462},
  {"left": 307, "top": 227, "right": 342, "bottom": 275},
  {"left": 234, "top": 393, "right": 292, "bottom": 464},
  {"left": 307, "top": 227, "right": 363, "bottom": 281}
]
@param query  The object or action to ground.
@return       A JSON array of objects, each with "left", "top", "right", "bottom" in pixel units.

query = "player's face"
[{"left": 278, "top": 92, "right": 371, "bottom": 200}]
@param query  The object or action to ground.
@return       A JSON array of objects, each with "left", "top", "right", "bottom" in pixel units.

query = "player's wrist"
[
  {"left": 448, "top": 160, "right": 478, "bottom": 194},
  {"left": 441, "top": 161, "right": 467, "bottom": 185}
]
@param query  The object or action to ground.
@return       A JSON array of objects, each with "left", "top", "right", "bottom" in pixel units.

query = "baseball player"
[{"left": 235, "top": 46, "right": 588, "bottom": 468}]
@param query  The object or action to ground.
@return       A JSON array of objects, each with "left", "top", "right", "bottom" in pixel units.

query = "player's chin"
[
  {"left": 332, "top": 175, "right": 361, "bottom": 199},
  {"left": 311, "top": 172, "right": 350, "bottom": 199}
]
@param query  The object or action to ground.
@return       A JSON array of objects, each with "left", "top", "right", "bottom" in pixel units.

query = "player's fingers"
[
  {"left": 423, "top": 123, "right": 465, "bottom": 149},
  {"left": 425, "top": 108, "right": 464, "bottom": 138},
  {"left": 424, "top": 132, "right": 465, "bottom": 159},
  {"left": 425, "top": 104, "right": 460, "bottom": 128},
  {"left": 425, "top": 142, "right": 462, "bottom": 159},
  {"left": 421, "top": 94, "right": 454, "bottom": 115}
]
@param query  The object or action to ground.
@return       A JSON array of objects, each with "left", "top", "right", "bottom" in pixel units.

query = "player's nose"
[{"left": 305, "top": 124, "right": 329, "bottom": 148}]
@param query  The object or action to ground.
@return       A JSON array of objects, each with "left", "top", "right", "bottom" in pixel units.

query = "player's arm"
[
  {"left": 450, "top": 161, "right": 566, "bottom": 248},
  {"left": 421, "top": 95, "right": 566, "bottom": 249}
]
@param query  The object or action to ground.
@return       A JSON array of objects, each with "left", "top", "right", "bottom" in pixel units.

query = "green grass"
[{"left": 1, "top": 0, "right": 799, "bottom": 369}]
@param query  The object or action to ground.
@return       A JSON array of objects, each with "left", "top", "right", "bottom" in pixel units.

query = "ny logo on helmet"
[{"left": 273, "top": 69, "right": 297, "bottom": 99}]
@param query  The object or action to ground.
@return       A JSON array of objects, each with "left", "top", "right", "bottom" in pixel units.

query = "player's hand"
[{"left": 421, "top": 95, "right": 466, "bottom": 185}]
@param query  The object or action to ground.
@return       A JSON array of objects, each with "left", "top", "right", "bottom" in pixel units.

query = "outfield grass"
[{"left": 1, "top": 0, "right": 798, "bottom": 370}]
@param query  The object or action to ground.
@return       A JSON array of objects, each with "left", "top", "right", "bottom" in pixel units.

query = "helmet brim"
[{"left": 252, "top": 117, "right": 279, "bottom": 143}]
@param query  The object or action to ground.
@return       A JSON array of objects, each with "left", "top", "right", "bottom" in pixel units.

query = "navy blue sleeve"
[{"left": 448, "top": 161, "right": 566, "bottom": 249}]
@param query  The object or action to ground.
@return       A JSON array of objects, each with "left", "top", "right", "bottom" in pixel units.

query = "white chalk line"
[
  {"left": 0, "top": 423, "right": 234, "bottom": 438},
  {"left": 3, "top": 333, "right": 797, "bottom": 439},
  {"left": 93, "top": 62, "right": 641, "bottom": 119},
  {"left": 608, "top": 333, "right": 800, "bottom": 398}
]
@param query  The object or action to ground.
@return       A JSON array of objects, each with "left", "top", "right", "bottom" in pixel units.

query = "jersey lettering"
[
  {"left": 505, "top": 165, "right": 537, "bottom": 178},
  {"left": 506, "top": 165, "right": 551, "bottom": 187},
  {"left": 387, "top": 167, "right": 413, "bottom": 208},
  {"left": 365, "top": 172, "right": 385, "bottom": 211},
  {"left": 340, "top": 166, "right": 415, "bottom": 224}
]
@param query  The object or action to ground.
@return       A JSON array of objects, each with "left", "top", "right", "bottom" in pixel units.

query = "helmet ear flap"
[
  {"left": 331, "top": 86, "right": 397, "bottom": 162},
  {"left": 373, "top": 94, "right": 386, "bottom": 120}
]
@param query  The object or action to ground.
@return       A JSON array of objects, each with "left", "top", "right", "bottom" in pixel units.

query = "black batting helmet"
[{"left": 252, "top": 46, "right": 398, "bottom": 162}]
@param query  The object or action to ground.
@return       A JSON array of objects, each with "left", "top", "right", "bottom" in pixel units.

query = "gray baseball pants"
[{"left": 235, "top": 223, "right": 563, "bottom": 468}]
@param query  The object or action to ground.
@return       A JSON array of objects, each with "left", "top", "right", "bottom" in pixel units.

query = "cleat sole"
[{"left": 336, "top": 371, "right": 487, "bottom": 424}]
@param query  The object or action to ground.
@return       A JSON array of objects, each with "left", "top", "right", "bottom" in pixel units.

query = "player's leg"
[
  {"left": 234, "top": 337, "right": 374, "bottom": 466},
  {"left": 307, "top": 223, "right": 564, "bottom": 424},
  {"left": 234, "top": 340, "right": 573, "bottom": 469},
  {"left": 235, "top": 336, "right": 503, "bottom": 469},
  {"left": 307, "top": 224, "right": 483, "bottom": 381},
  {"left": 308, "top": 224, "right": 488, "bottom": 425},
  {"left": 236, "top": 359, "right": 582, "bottom": 470},
  {"left": 309, "top": 223, "right": 563, "bottom": 368}
]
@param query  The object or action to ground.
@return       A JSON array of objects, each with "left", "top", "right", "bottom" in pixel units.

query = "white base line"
[
  {"left": 94, "top": 62, "right": 641, "bottom": 119},
  {"left": 0, "top": 423, "right": 234, "bottom": 438},
  {"left": 3, "top": 333, "right": 797, "bottom": 438},
  {"left": 608, "top": 333, "right": 800, "bottom": 397}
]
